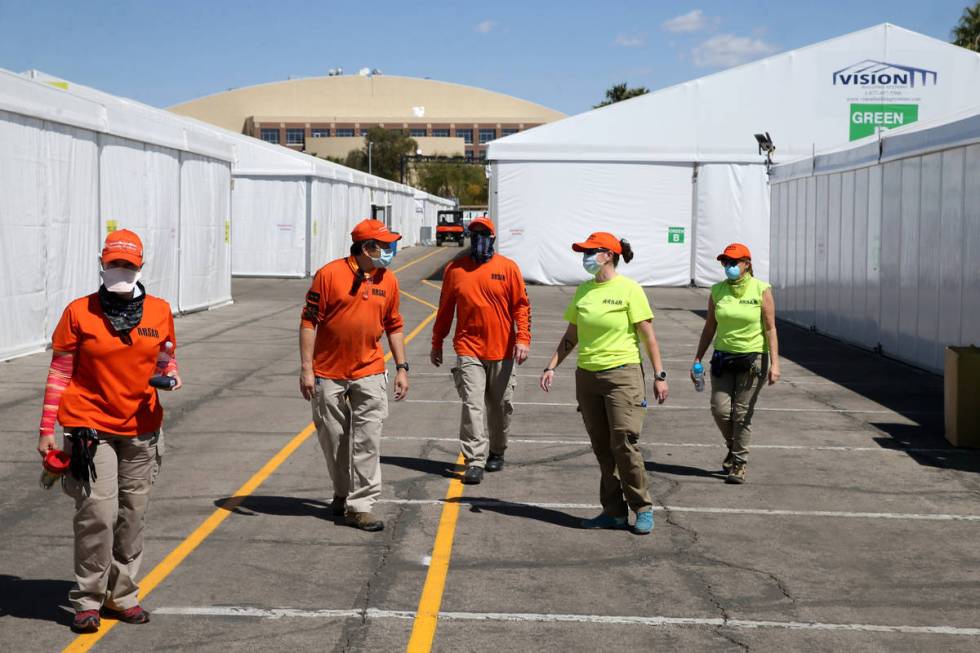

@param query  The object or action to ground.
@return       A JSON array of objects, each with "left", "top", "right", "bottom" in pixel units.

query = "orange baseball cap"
[
  {"left": 717, "top": 243, "right": 752, "bottom": 261},
  {"left": 351, "top": 219, "right": 401, "bottom": 243},
  {"left": 468, "top": 216, "right": 495, "bottom": 235},
  {"left": 572, "top": 232, "right": 622, "bottom": 254},
  {"left": 102, "top": 229, "right": 144, "bottom": 266}
]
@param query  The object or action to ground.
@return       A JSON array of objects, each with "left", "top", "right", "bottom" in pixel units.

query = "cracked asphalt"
[{"left": 2, "top": 245, "right": 979, "bottom": 652}]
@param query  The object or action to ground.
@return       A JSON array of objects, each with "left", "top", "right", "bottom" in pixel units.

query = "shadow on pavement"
[
  {"left": 447, "top": 497, "right": 581, "bottom": 529},
  {"left": 645, "top": 459, "right": 723, "bottom": 479},
  {"left": 0, "top": 575, "right": 74, "bottom": 626},
  {"left": 381, "top": 455, "right": 460, "bottom": 479},
  {"left": 211, "top": 495, "right": 340, "bottom": 523}
]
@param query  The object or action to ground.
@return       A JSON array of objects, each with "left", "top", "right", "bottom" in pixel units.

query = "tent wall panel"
[
  {"left": 178, "top": 154, "right": 232, "bottom": 312},
  {"left": 496, "top": 160, "right": 693, "bottom": 286},
  {"left": 231, "top": 176, "right": 307, "bottom": 277},
  {"left": 99, "top": 135, "right": 180, "bottom": 306},
  {"left": 770, "top": 116, "right": 980, "bottom": 373}
]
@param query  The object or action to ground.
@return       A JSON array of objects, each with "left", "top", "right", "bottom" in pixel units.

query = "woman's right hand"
[
  {"left": 539, "top": 369, "right": 555, "bottom": 392},
  {"left": 37, "top": 433, "right": 56, "bottom": 457},
  {"left": 300, "top": 370, "right": 316, "bottom": 401}
]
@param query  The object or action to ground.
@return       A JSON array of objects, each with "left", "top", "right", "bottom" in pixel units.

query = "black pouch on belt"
[
  {"left": 67, "top": 428, "right": 99, "bottom": 484},
  {"left": 710, "top": 351, "right": 758, "bottom": 377}
]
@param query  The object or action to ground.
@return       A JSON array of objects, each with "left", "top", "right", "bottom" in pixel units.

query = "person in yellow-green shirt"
[
  {"left": 539, "top": 232, "right": 668, "bottom": 535},
  {"left": 692, "top": 243, "right": 781, "bottom": 485}
]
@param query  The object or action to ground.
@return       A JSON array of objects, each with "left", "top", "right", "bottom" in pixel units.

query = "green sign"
[
  {"left": 849, "top": 103, "right": 918, "bottom": 141},
  {"left": 667, "top": 226, "right": 685, "bottom": 244}
]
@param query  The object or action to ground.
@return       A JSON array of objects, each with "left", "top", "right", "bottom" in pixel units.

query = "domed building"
[{"left": 169, "top": 74, "right": 565, "bottom": 161}]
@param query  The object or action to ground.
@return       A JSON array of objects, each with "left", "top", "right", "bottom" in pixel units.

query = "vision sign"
[{"left": 834, "top": 60, "right": 938, "bottom": 140}]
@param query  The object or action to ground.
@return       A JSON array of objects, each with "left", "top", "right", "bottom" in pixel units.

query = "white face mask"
[{"left": 102, "top": 267, "right": 141, "bottom": 294}]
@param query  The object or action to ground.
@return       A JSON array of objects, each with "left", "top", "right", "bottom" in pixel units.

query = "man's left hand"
[
  {"left": 514, "top": 343, "right": 530, "bottom": 365},
  {"left": 653, "top": 379, "right": 669, "bottom": 404},
  {"left": 394, "top": 369, "right": 409, "bottom": 401}
]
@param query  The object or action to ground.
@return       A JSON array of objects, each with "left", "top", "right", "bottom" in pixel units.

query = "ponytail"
[{"left": 611, "top": 238, "right": 634, "bottom": 266}]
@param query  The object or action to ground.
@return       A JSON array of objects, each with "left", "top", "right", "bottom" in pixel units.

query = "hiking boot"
[
  {"left": 345, "top": 511, "right": 384, "bottom": 532},
  {"left": 726, "top": 461, "right": 747, "bottom": 484},
  {"left": 722, "top": 451, "right": 735, "bottom": 474},
  {"left": 580, "top": 513, "right": 628, "bottom": 530},
  {"left": 71, "top": 610, "right": 101, "bottom": 633},
  {"left": 462, "top": 466, "right": 484, "bottom": 485},
  {"left": 329, "top": 495, "right": 346, "bottom": 516},
  {"left": 101, "top": 605, "right": 150, "bottom": 625},
  {"left": 485, "top": 452, "right": 505, "bottom": 472},
  {"left": 633, "top": 510, "right": 654, "bottom": 534}
]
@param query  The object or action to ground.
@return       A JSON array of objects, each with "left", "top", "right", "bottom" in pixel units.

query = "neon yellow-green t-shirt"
[
  {"left": 711, "top": 275, "right": 770, "bottom": 353},
  {"left": 563, "top": 274, "right": 654, "bottom": 372}
]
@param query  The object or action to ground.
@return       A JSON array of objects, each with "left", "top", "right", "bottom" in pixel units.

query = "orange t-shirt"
[
  {"left": 51, "top": 293, "right": 176, "bottom": 436},
  {"left": 301, "top": 257, "right": 405, "bottom": 380},
  {"left": 431, "top": 254, "right": 531, "bottom": 360}
]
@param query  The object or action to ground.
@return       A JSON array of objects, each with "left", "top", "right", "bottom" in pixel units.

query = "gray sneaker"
[{"left": 462, "top": 466, "right": 484, "bottom": 485}]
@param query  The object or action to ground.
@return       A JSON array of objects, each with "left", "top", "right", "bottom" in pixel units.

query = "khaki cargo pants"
[
  {"left": 62, "top": 430, "right": 163, "bottom": 613},
  {"left": 451, "top": 356, "right": 516, "bottom": 468},
  {"left": 710, "top": 354, "right": 769, "bottom": 464},
  {"left": 312, "top": 374, "right": 388, "bottom": 514},
  {"left": 575, "top": 364, "right": 653, "bottom": 517}
]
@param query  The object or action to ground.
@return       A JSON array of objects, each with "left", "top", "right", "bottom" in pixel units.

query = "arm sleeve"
[
  {"left": 431, "top": 263, "right": 457, "bottom": 347},
  {"left": 510, "top": 267, "right": 531, "bottom": 345},
  {"left": 383, "top": 275, "right": 405, "bottom": 335},
  {"left": 39, "top": 352, "right": 73, "bottom": 437},
  {"left": 300, "top": 271, "right": 325, "bottom": 330},
  {"left": 627, "top": 282, "right": 654, "bottom": 324}
]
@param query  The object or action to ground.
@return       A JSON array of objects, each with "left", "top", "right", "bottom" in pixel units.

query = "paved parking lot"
[{"left": 1, "top": 245, "right": 978, "bottom": 652}]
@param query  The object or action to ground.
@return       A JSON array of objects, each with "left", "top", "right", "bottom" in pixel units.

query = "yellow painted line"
[
  {"left": 64, "top": 297, "right": 439, "bottom": 652},
  {"left": 393, "top": 248, "right": 443, "bottom": 275},
  {"left": 421, "top": 279, "right": 442, "bottom": 291},
  {"left": 406, "top": 454, "right": 466, "bottom": 653},
  {"left": 401, "top": 289, "right": 438, "bottom": 311}
]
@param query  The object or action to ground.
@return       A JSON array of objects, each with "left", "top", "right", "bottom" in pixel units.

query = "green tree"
[
  {"left": 594, "top": 82, "right": 650, "bottom": 108},
  {"left": 952, "top": 2, "right": 980, "bottom": 51},
  {"left": 339, "top": 127, "right": 418, "bottom": 182},
  {"left": 414, "top": 159, "right": 487, "bottom": 205}
]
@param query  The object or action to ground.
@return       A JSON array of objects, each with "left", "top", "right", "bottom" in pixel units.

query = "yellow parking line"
[
  {"left": 421, "top": 279, "right": 442, "bottom": 291},
  {"left": 393, "top": 248, "right": 443, "bottom": 275},
  {"left": 401, "top": 290, "right": 438, "bottom": 311},
  {"left": 406, "top": 454, "right": 466, "bottom": 653}
]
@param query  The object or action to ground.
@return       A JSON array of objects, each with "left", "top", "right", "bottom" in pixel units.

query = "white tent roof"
[
  {"left": 489, "top": 24, "right": 980, "bottom": 164},
  {"left": 19, "top": 70, "right": 419, "bottom": 193}
]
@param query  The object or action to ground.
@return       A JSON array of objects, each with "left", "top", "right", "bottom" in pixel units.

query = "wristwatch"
[
  {"left": 396, "top": 362, "right": 410, "bottom": 373},
  {"left": 653, "top": 370, "right": 667, "bottom": 381}
]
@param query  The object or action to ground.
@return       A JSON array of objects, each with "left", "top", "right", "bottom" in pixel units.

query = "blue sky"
[{"left": 0, "top": 1, "right": 971, "bottom": 115}]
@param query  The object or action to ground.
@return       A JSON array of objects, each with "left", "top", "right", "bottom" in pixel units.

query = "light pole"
[{"left": 368, "top": 141, "right": 373, "bottom": 176}]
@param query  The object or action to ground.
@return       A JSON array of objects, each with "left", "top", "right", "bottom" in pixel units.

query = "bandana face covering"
[
  {"left": 471, "top": 233, "right": 495, "bottom": 264},
  {"left": 101, "top": 267, "right": 141, "bottom": 293},
  {"left": 99, "top": 282, "right": 146, "bottom": 342}
]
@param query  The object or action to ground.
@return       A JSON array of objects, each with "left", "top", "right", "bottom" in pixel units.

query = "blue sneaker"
[
  {"left": 580, "top": 513, "right": 628, "bottom": 530},
  {"left": 633, "top": 510, "right": 654, "bottom": 535}
]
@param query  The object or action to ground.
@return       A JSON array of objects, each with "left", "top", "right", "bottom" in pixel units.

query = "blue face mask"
[
  {"left": 369, "top": 247, "right": 395, "bottom": 269},
  {"left": 583, "top": 253, "right": 602, "bottom": 275},
  {"left": 724, "top": 264, "right": 741, "bottom": 280},
  {"left": 470, "top": 232, "right": 495, "bottom": 263}
]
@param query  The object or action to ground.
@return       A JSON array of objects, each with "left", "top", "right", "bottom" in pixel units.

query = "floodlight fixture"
[{"left": 753, "top": 131, "right": 775, "bottom": 174}]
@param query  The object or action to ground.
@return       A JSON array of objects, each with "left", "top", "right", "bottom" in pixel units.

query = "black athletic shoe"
[
  {"left": 462, "top": 466, "right": 484, "bottom": 484},
  {"left": 485, "top": 453, "right": 505, "bottom": 472},
  {"left": 330, "top": 496, "right": 346, "bottom": 516}
]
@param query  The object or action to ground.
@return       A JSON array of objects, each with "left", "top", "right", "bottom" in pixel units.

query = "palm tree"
[
  {"left": 952, "top": 2, "right": 980, "bottom": 52},
  {"left": 594, "top": 83, "right": 650, "bottom": 109}
]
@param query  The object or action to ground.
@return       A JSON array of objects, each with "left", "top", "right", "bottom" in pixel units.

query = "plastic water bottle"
[
  {"left": 150, "top": 341, "right": 177, "bottom": 390},
  {"left": 692, "top": 362, "right": 705, "bottom": 393}
]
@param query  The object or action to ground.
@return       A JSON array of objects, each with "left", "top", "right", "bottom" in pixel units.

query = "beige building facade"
[{"left": 169, "top": 75, "right": 565, "bottom": 161}]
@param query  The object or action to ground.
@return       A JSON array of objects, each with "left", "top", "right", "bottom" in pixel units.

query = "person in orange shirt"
[
  {"left": 430, "top": 216, "right": 531, "bottom": 484},
  {"left": 300, "top": 219, "right": 409, "bottom": 531},
  {"left": 37, "top": 229, "right": 181, "bottom": 633}
]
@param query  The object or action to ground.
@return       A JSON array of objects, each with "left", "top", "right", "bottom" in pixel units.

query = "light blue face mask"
[
  {"left": 724, "top": 264, "right": 741, "bottom": 280},
  {"left": 583, "top": 253, "right": 602, "bottom": 275},
  {"left": 370, "top": 247, "right": 395, "bottom": 269}
]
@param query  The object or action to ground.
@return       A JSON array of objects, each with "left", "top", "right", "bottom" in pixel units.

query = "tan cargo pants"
[
  {"left": 62, "top": 430, "right": 163, "bottom": 613},
  {"left": 312, "top": 374, "right": 388, "bottom": 514},
  {"left": 710, "top": 354, "right": 768, "bottom": 463},
  {"left": 575, "top": 364, "right": 653, "bottom": 516},
  {"left": 451, "top": 356, "right": 516, "bottom": 468}
]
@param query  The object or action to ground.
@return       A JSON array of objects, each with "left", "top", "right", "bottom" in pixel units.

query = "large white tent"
[
  {"left": 25, "top": 71, "right": 449, "bottom": 279},
  {"left": 0, "top": 68, "right": 234, "bottom": 360},
  {"left": 770, "top": 106, "right": 980, "bottom": 373},
  {"left": 488, "top": 24, "right": 980, "bottom": 286}
]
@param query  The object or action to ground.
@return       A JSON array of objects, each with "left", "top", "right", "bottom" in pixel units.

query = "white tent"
[
  {"left": 769, "top": 106, "right": 980, "bottom": 373},
  {"left": 25, "top": 71, "right": 446, "bottom": 279},
  {"left": 0, "top": 68, "right": 234, "bottom": 360},
  {"left": 488, "top": 24, "right": 980, "bottom": 286}
]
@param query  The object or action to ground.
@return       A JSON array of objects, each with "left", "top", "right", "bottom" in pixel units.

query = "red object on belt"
[{"left": 43, "top": 449, "right": 71, "bottom": 474}]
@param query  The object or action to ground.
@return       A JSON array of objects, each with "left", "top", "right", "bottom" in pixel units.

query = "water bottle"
[
  {"left": 692, "top": 362, "right": 705, "bottom": 393},
  {"left": 150, "top": 341, "right": 177, "bottom": 390}
]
